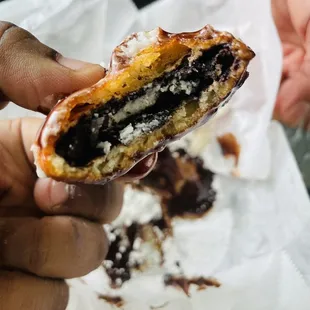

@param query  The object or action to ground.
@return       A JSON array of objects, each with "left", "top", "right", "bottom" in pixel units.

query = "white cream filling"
[
  {"left": 97, "top": 141, "right": 112, "bottom": 154},
  {"left": 112, "top": 79, "right": 197, "bottom": 125},
  {"left": 169, "top": 80, "right": 198, "bottom": 95},
  {"left": 102, "top": 78, "right": 199, "bottom": 148},
  {"left": 119, "top": 119, "right": 161, "bottom": 145},
  {"left": 112, "top": 86, "right": 159, "bottom": 123}
]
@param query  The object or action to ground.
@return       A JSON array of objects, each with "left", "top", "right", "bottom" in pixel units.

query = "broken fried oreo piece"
[{"left": 32, "top": 25, "right": 255, "bottom": 183}]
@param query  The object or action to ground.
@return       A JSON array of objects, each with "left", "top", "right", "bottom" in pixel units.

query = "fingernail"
[
  {"left": 50, "top": 180, "right": 70, "bottom": 206},
  {"left": 144, "top": 153, "right": 158, "bottom": 169},
  {"left": 124, "top": 153, "right": 158, "bottom": 181},
  {"left": 57, "top": 55, "right": 107, "bottom": 80},
  {"left": 57, "top": 55, "right": 90, "bottom": 70},
  {"left": 0, "top": 101, "right": 9, "bottom": 111}
]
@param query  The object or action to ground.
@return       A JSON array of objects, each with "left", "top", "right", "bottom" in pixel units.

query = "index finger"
[{"left": 0, "top": 21, "right": 105, "bottom": 113}]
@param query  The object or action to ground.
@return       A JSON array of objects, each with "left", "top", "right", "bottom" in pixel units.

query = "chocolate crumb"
[
  {"left": 99, "top": 295, "right": 124, "bottom": 307},
  {"left": 217, "top": 133, "right": 240, "bottom": 166},
  {"left": 137, "top": 148, "right": 216, "bottom": 219},
  {"left": 104, "top": 224, "right": 139, "bottom": 287},
  {"left": 164, "top": 275, "right": 221, "bottom": 296}
]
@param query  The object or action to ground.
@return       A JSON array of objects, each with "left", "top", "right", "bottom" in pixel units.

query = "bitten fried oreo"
[{"left": 32, "top": 25, "right": 255, "bottom": 183}]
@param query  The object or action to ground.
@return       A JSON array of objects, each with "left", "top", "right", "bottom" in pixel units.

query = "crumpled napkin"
[
  {"left": 1, "top": 1, "right": 309, "bottom": 309},
  {"left": 0, "top": 0, "right": 282, "bottom": 181}
]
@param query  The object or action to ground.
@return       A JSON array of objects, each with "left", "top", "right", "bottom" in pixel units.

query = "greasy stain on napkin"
[
  {"left": 164, "top": 275, "right": 221, "bottom": 296},
  {"left": 99, "top": 295, "right": 124, "bottom": 307},
  {"left": 217, "top": 133, "right": 240, "bottom": 166}
]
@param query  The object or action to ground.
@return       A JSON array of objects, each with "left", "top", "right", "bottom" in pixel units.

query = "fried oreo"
[{"left": 32, "top": 25, "right": 255, "bottom": 183}]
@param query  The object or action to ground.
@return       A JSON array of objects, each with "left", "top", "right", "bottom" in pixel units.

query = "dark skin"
[
  {"left": 1, "top": 1, "right": 308, "bottom": 306},
  {"left": 0, "top": 21, "right": 157, "bottom": 310}
]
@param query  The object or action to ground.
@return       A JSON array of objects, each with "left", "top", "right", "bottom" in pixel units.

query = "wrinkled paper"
[
  {"left": 0, "top": 0, "right": 282, "bottom": 180},
  {"left": 134, "top": 0, "right": 283, "bottom": 180},
  {"left": 66, "top": 122, "right": 310, "bottom": 310},
  {"left": 0, "top": 0, "right": 309, "bottom": 309}
]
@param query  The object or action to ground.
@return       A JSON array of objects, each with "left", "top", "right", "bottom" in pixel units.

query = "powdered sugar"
[
  {"left": 119, "top": 28, "right": 159, "bottom": 59},
  {"left": 112, "top": 187, "right": 162, "bottom": 228},
  {"left": 119, "top": 124, "right": 135, "bottom": 145}
]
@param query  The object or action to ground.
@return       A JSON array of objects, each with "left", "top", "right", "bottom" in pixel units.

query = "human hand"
[
  {"left": 272, "top": 0, "right": 310, "bottom": 129},
  {"left": 0, "top": 21, "right": 157, "bottom": 310}
]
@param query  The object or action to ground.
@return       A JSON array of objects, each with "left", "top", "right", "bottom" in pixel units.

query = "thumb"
[{"left": 0, "top": 21, "right": 106, "bottom": 113}]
